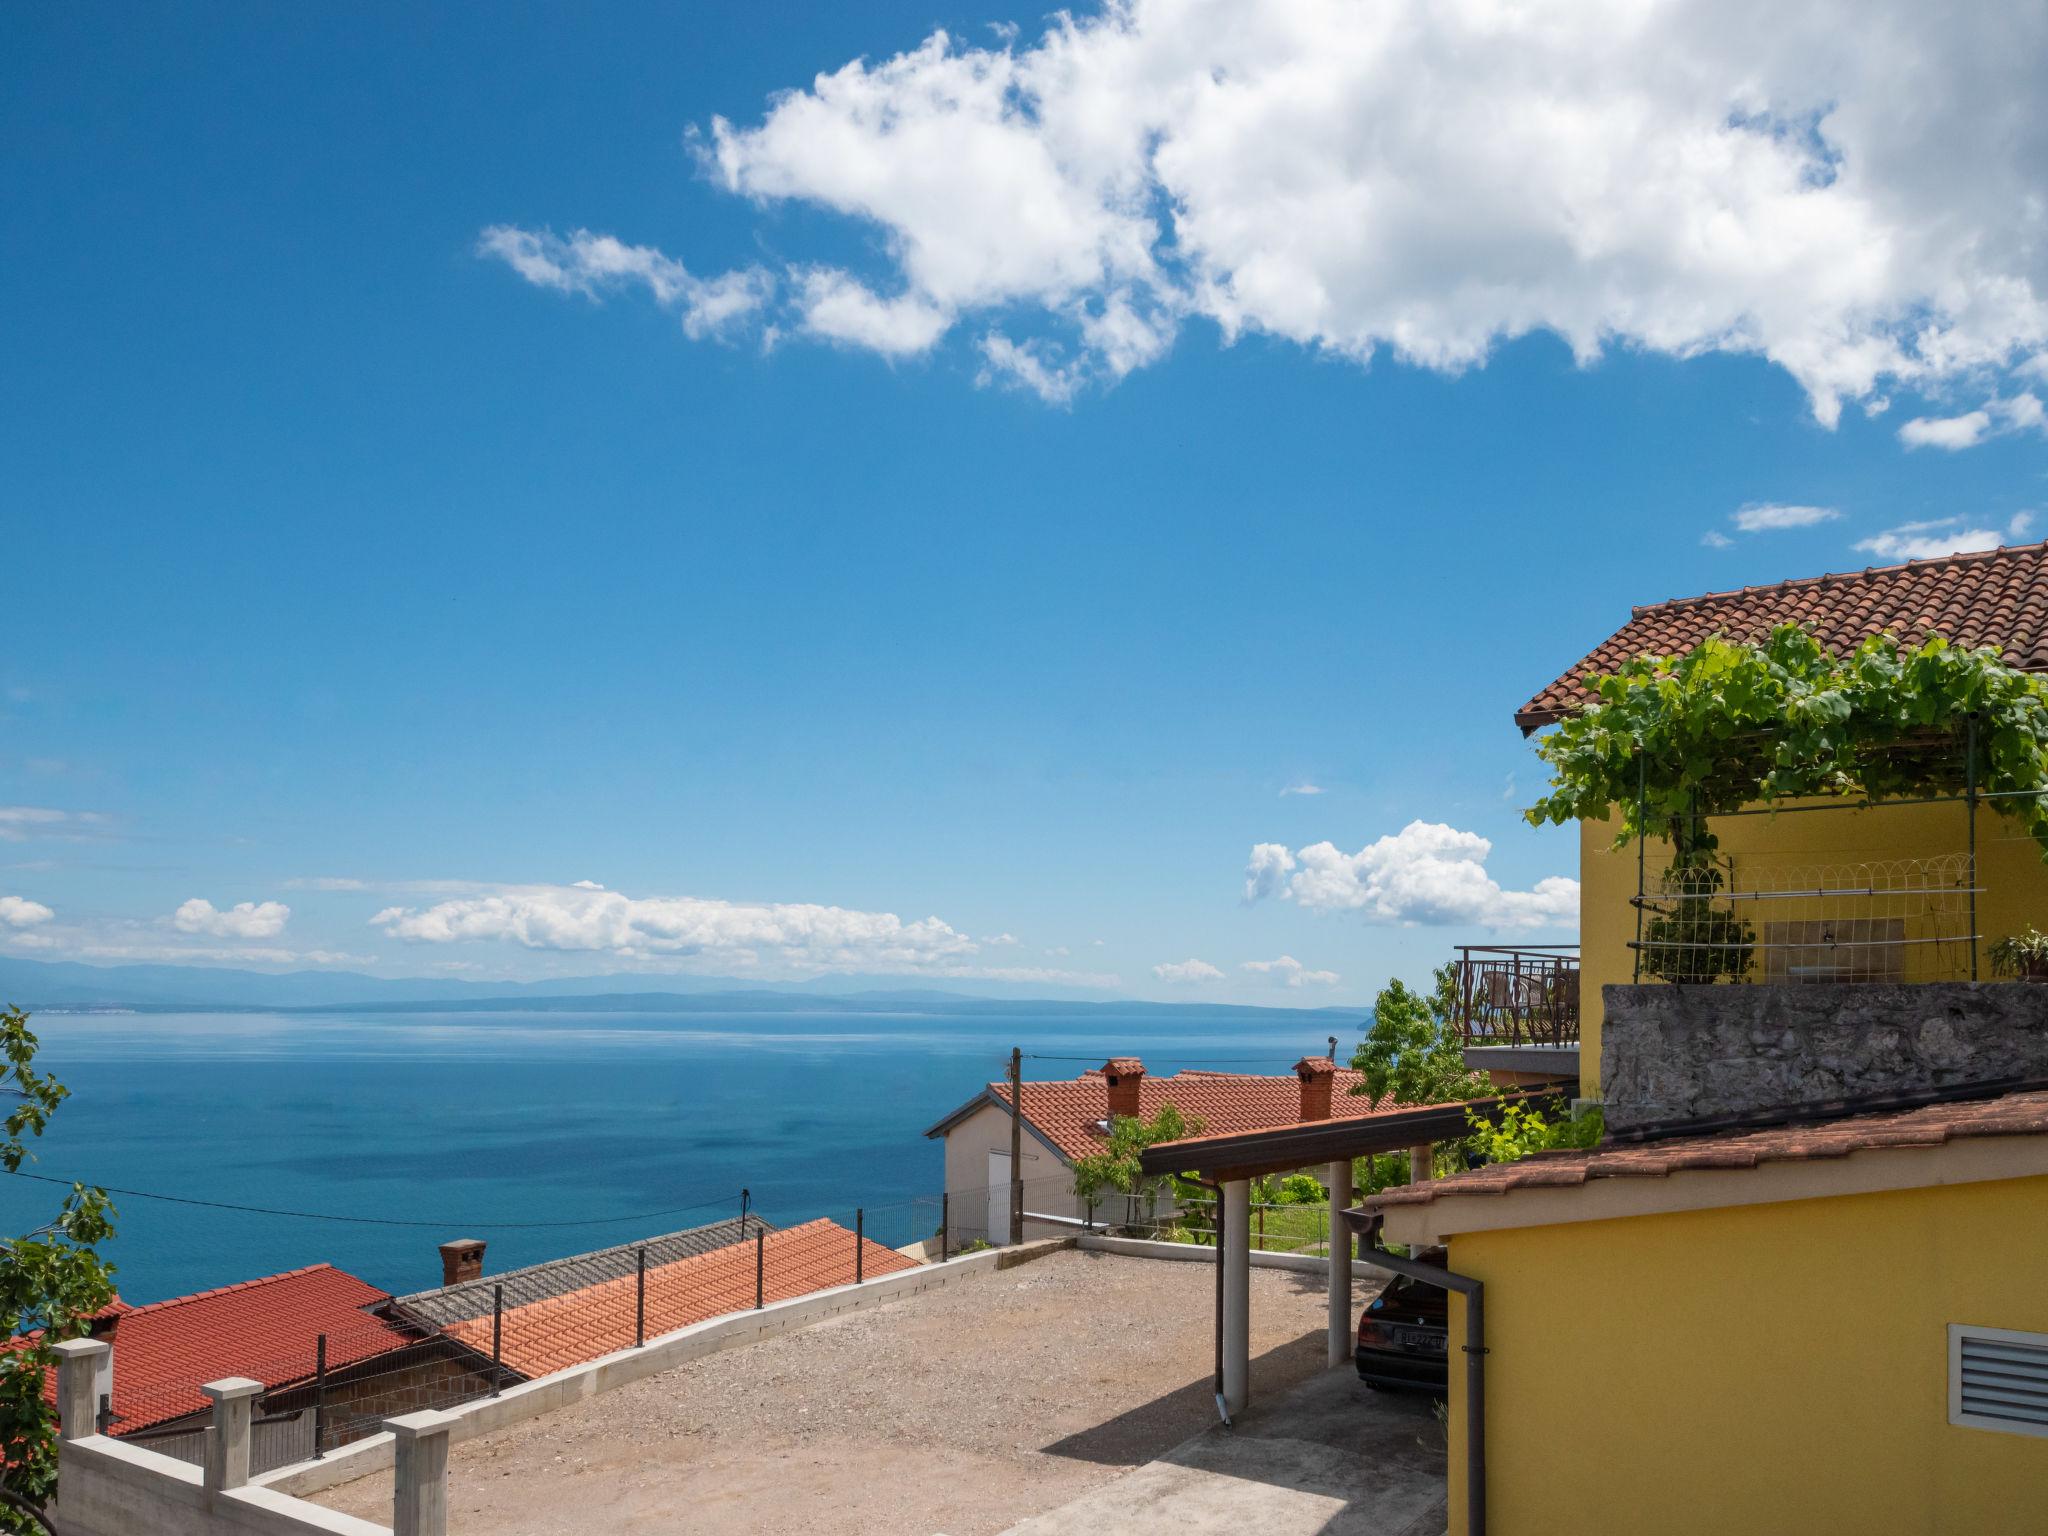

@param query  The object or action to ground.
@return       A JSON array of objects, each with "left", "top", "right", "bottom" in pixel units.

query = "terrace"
[
  {"left": 305, "top": 1248, "right": 1438, "bottom": 1536},
  {"left": 1452, "top": 943, "right": 1581, "bottom": 1084}
]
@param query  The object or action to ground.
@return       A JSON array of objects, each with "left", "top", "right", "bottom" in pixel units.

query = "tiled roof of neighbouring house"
[
  {"left": 1515, "top": 541, "right": 2048, "bottom": 732},
  {"left": 65, "top": 1265, "right": 417, "bottom": 1434},
  {"left": 389, "top": 1214, "right": 772, "bottom": 1332},
  {"left": 956, "top": 1067, "right": 1413, "bottom": 1163},
  {"left": 1360, "top": 1087, "right": 2048, "bottom": 1210},
  {"left": 438, "top": 1218, "right": 920, "bottom": 1378}
]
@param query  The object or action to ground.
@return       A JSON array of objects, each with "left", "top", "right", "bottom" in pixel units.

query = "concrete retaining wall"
[
  {"left": 55, "top": 1434, "right": 387, "bottom": 1536},
  {"left": 262, "top": 1236, "right": 1074, "bottom": 1498},
  {"left": 1601, "top": 980, "right": 2048, "bottom": 1132}
]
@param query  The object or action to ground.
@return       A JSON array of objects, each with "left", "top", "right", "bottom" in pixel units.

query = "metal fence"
[
  {"left": 1113, "top": 1196, "right": 1342, "bottom": 1256},
  {"left": 1630, "top": 848, "right": 1981, "bottom": 985},
  {"left": 107, "top": 1178, "right": 1084, "bottom": 1475}
]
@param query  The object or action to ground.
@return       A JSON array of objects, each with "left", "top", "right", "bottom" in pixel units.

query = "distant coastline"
[
  {"left": 0, "top": 954, "right": 1364, "bottom": 1020},
  {"left": 183, "top": 991, "right": 1357, "bottom": 1020}
]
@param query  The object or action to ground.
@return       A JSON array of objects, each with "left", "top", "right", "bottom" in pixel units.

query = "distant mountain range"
[{"left": 0, "top": 955, "right": 1362, "bottom": 1020}]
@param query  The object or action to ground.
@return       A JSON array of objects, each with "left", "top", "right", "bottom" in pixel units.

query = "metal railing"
[
  {"left": 105, "top": 1181, "right": 1067, "bottom": 1476},
  {"left": 1453, "top": 945, "right": 1580, "bottom": 1046},
  {"left": 1629, "top": 852, "right": 1980, "bottom": 986}
]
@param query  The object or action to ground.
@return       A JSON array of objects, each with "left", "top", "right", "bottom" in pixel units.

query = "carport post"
[
  {"left": 1220, "top": 1177, "right": 1251, "bottom": 1416},
  {"left": 1325, "top": 1159, "right": 1353, "bottom": 1367}
]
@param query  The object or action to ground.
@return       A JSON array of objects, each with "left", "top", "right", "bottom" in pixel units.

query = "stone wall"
[{"left": 1600, "top": 981, "right": 2048, "bottom": 1133}]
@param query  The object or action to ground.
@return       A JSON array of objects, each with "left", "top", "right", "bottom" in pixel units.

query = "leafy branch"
[
  {"left": 1070, "top": 1105, "right": 1202, "bottom": 1230},
  {"left": 1525, "top": 626, "right": 2048, "bottom": 857},
  {"left": 0, "top": 1006, "right": 117, "bottom": 1532}
]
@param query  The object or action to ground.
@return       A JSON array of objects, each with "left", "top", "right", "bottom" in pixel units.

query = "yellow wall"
[
  {"left": 1442, "top": 1176, "right": 2048, "bottom": 1536},
  {"left": 1576, "top": 798, "right": 2048, "bottom": 1097}
]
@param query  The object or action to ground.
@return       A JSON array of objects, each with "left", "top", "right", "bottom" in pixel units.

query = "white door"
[{"left": 988, "top": 1150, "right": 1010, "bottom": 1245}]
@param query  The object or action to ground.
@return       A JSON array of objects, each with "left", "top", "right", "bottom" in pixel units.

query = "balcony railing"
[{"left": 1454, "top": 944, "right": 1580, "bottom": 1047}]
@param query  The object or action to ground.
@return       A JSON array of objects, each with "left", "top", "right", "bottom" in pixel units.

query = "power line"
[{"left": 0, "top": 1169, "right": 741, "bottom": 1231}]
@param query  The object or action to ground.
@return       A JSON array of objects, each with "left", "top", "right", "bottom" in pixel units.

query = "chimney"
[
  {"left": 1101, "top": 1058, "right": 1145, "bottom": 1121},
  {"left": 1294, "top": 1056, "right": 1335, "bottom": 1121},
  {"left": 439, "top": 1238, "right": 486, "bottom": 1288}
]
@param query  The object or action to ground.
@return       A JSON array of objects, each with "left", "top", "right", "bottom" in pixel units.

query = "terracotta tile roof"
[
  {"left": 988, "top": 1067, "right": 1412, "bottom": 1163},
  {"left": 442, "top": 1218, "right": 918, "bottom": 1379},
  {"left": 75, "top": 1265, "right": 416, "bottom": 1434},
  {"left": 1516, "top": 541, "right": 2048, "bottom": 732},
  {"left": 1361, "top": 1088, "right": 2048, "bottom": 1210},
  {"left": 391, "top": 1215, "right": 771, "bottom": 1331}
]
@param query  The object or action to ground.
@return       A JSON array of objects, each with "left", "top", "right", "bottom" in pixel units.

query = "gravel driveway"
[{"left": 317, "top": 1248, "right": 1352, "bottom": 1535}]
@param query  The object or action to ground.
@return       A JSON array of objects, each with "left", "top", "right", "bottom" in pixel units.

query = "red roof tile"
[
  {"left": 1361, "top": 1088, "right": 2048, "bottom": 1210},
  {"left": 988, "top": 1068, "right": 1415, "bottom": 1163},
  {"left": 442, "top": 1218, "right": 919, "bottom": 1379},
  {"left": 1516, "top": 541, "right": 2048, "bottom": 732},
  {"left": 82, "top": 1265, "right": 416, "bottom": 1434}
]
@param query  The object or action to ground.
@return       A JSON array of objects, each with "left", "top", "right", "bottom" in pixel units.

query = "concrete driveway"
[{"left": 999, "top": 1365, "right": 1447, "bottom": 1536}]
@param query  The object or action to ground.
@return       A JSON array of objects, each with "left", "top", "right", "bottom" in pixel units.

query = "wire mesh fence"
[
  {"left": 1111, "top": 1196, "right": 1342, "bottom": 1256},
  {"left": 1631, "top": 848, "right": 1981, "bottom": 985}
]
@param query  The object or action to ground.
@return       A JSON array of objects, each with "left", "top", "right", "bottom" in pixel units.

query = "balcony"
[{"left": 1458, "top": 946, "right": 1581, "bottom": 1073}]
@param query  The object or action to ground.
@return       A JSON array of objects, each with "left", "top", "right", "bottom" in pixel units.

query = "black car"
[{"left": 1355, "top": 1270, "right": 1449, "bottom": 1392}]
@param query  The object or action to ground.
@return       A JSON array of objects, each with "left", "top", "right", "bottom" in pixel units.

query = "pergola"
[{"left": 1136, "top": 1083, "right": 1571, "bottom": 1417}]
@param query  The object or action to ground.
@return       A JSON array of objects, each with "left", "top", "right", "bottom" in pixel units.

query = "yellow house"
[{"left": 1357, "top": 542, "right": 2048, "bottom": 1535}]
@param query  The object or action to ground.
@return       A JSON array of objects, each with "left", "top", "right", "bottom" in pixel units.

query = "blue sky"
[{"left": 4, "top": 1, "right": 2045, "bottom": 1004}]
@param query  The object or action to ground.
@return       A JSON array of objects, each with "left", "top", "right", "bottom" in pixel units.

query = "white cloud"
[
  {"left": 367, "top": 881, "right": 1112, "bottom": 985},
  {"left": 1851, "top": 511, "right": 2037, "bottom": 562},
  {"left": 0, "top": 896, "right": 54, "bottom": 928},
  {"left": 172, "top": 898, "right": 292, "bottom": 940},
  {"left": 1280, "top": 783, "right": 1325, "bottom": 797},
  {"left": 1241, "top": 955, "right": 1340, "bottom": 988},
  {"left": 1898, "top": 409, "right": 1992, "bottom": 451},
  {"left": 1152, "top": 957, "right": 1224, "bottom": 984},
  {"left": 1708, "top": 502, "right": 1840, "bottom": 544},
  {"left": 793, "top": 268, "right": 951, "bottom": 355},
  {"left": 1732, "top": 503, "right": 1841, "bottom": 533},
  {"left": 981, "top": 932, "right": 1020, "bottom": 946},
  {"left": 493, "top": 4, "right": 2048, "bottom": 416},
  {"left": 0, "top": 806, "right": 110, "bottom": 842},
  {"left": 1245, "top": 822, "right": 1578, "bottom": 928},
  {"left": 976, "top": 332, "right": 1085, "bottom": 405},
  {"left": 477, "top": 226, "right": 772, "bottom": 340},
  {"left": 1898, "top": 394, "right": 2046, "bottom": 451}
]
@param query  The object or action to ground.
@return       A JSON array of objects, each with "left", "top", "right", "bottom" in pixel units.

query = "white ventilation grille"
[{"left": 1950, "top": 1325, "right": 2048, "bottom": 1438}]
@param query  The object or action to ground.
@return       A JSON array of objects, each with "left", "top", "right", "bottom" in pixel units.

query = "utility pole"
[{"left": 1009, "top": 1045, "right": 1024, "bottom": 1246}]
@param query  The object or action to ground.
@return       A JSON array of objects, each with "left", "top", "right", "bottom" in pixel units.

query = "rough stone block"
[{"left": 1601, "top": 981, "right": 2048, "bottom": 1132}]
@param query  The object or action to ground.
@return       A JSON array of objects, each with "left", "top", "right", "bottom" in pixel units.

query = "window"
[{"left": 1950, "top": 1324, "right": 2048, "bottom": 1438}]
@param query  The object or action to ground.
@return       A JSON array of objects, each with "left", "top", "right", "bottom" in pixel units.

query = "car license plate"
[{"left": 1395, "top": 1326, "right": 1446, "bottom": 1354}]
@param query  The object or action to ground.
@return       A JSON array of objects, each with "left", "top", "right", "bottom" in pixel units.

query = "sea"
[{"left": 0, "top": 1006, "right": 1357, "bottom": 1305}]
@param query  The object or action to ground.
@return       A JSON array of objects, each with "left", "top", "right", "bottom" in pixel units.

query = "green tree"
[
  {"left": 0, "top": 1006, "right": 117, "bottom": 1535},
  {"left": 1349, "top": 963, "right": 1490, "bottom": 1108},
  {"left": 1069, "top": 1104, "right": 1201, "bottom": 1231}
]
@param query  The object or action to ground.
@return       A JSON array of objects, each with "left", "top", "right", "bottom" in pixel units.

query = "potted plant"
[{"left": 1989, "top": 926, "right": 2048, "bottom": 981}]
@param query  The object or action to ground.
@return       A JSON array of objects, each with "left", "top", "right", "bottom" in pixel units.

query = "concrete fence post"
[
  {"left": 199, "top": 1377, "right": 264, "bottom": 1493},
  {"left": 388, "top": 1409, "right": 457, "bottom": 1536},
  {"left": 50, "top": 1339, "right": 110, "bottom": 1442}
]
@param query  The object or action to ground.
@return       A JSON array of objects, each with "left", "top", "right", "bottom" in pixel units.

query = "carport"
[{"left": 1137, "top": 1082, "right": 1570, "bottom": 1417}]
